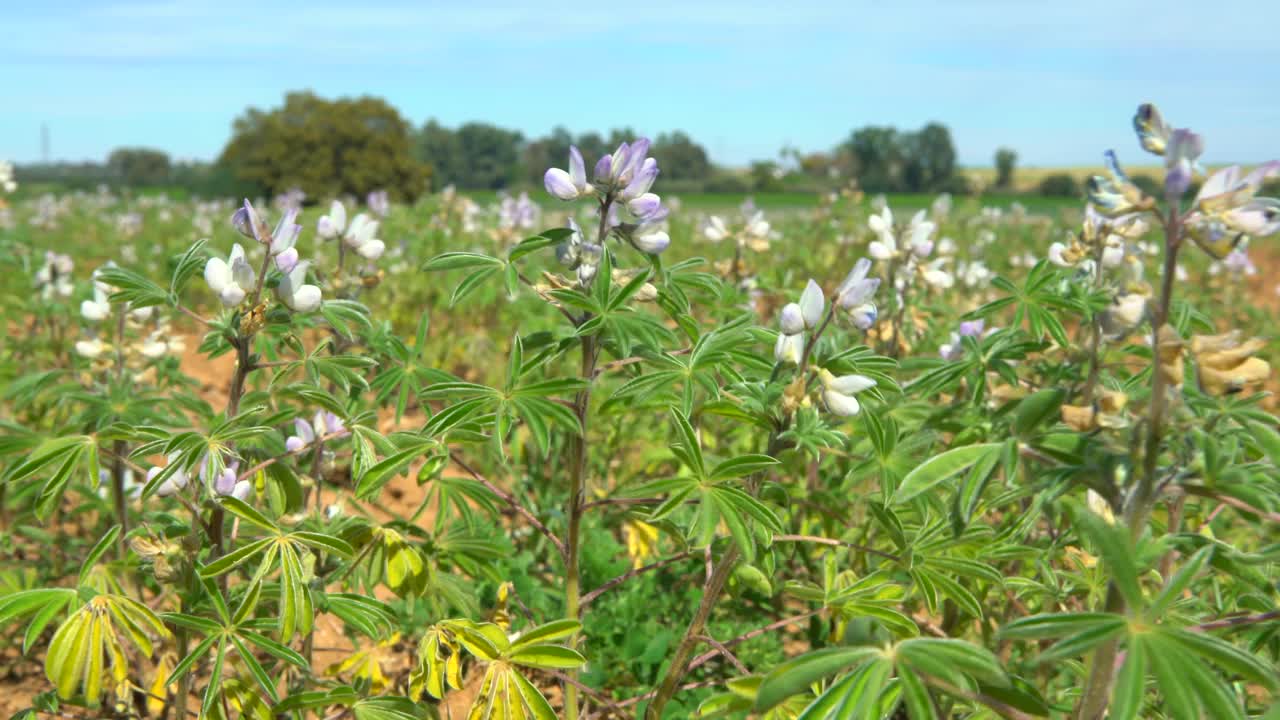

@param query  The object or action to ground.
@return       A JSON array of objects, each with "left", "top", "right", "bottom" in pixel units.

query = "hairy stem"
[
  {"left": 1076, "top": 206, "right": 1182, "bottom": 720},
  {"left": 562, "top": 193, "right": 613, "bottom": 720}
]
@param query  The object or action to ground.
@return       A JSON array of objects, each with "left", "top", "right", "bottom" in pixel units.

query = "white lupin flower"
[
  {"left": 0, "top": 160, "right": 16, "bottom": 193},
  {"left": 75, "top": 338, "right": 106, "bottom": 358},
  {"left": 921, "top": 259, "right": 954, "bottom": 289},
  {"left": 704, "top": 216, "right": 729, "bottom": 242},
  {"left": 81, "top": 286, "right": 112, "bottom": 322},
  {"left": 906, "top": 211, "right": 935, "bottom": 257},
  {"left": 345, "top": 214, "right": 386, "bottom": 260},
  {"left": 799, "top": 280, "right": 825, "bottom": 328},
  {"left": 146, "top": 453, "right": 191, "bottom": 498},
  {"left": 836, "top": 258, "right": 879, "bottom": 309},
  {"left": 277, "top": 260, "right": 322, "bottom": 312},
  {"left": 633, "top": 230, "right": 670, "bottom": 254},
  {"left": 774, "top": 333, "right": 804, "bottom": 365},
  {"left": 1047, "top": 242, "right": 1073, "bottom": 267},
  {"left": 819, "top": 369, "right": 875, "bottom": 417},
  {"left": 1113, "top": 293, "right": 1147, "bottom": 327},
  {"left": 204, "top": 244, "right": 255, "bottom": 307},
  {"left": 317, "top": 200, "right": 348, "bottom": 239},
  {"left": 1101, "top": 244, "right": 1125, "bottom": 268},
  {"left": 849, "top": 303, "right": 878, "bottom": 330},
  {"left": 745, "top": 211, "right": 770, "bottom": 239},
  {"left": 139, "top": 332, "right": 169, "bottom": 359}
]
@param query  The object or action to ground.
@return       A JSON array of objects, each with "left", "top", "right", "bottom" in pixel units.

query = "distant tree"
[
  {"left": 521, "top": 126, "right": 574, "bottom": 186},
  {"left": 415, "top": 120, "right": 465, "bottom": 190},
  {"left": 901, "top": 122, "right": 957, "bottom": 193},
  {"left": 836, "top": 123, "right": 960, "bottom": 193},
  {"left": 840, "top": 126, "right": 902, "bottom": 192},
  {"left": 107, "top": 147, "right": 171, "bottom": 186},
  {"left": 994, "top": 147, "right": 1018, "bottom": 189},
  {"left": 220, "top": 91, "right": 427, "bottom": 200},
  {"left": 1038, "top": 173, "right": 1081, "bottom": 198},
  {"left": 453, "top": 123, "right": 523, "bottom": 189},
  {"left": 651, "top": 131, "right": 711, "bottom": 182},
  {"left": 750, "top": 161, "right": 784, "bottom": 192}
]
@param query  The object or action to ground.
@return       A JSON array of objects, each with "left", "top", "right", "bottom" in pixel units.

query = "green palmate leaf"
[
  {"left": 894, "top": 443, "right": 1001, "bottom": 504},
  {"left": 509, "top": 619, "right": 581, "bottom": 650},
  {"left": 510, "top": 670, "right": 558, "bottom": 720},
  {"left": 710, "top": 453, "right": 780, "bottom": 480},
  {"left": 422, "top": 251, "right": 504, "bottom": 271},
  {"left": 508, "top": 644, "right": 586, "bottom": 670},
  {"left": 356, "top": 442, "right": 435, "bottom": 499},
  {"left": 1246, "top": 420, "right": 1280, "bottom": 467},
  {"left": 77, "top": 525, "right": 120, "bottom": 587},
  {"left": 199, "top": 537, "right": 273, "bottom": 577},
  {"left": 951, "top": 439, "right": 1006, "bottom": 533},
  {"left": 670, "top": 409, "right": 706, "bottom": 477},
  {"left": 1111, "top": 634, "right": 1148, "bottom": 720},
  {"left": 1148, "top": 545, "right": 1213, "bottom": 617},
  {"left": 1146, "top": 634, "right": 1203, "bottom": 720},
  {"left": 1070, "top": 505, "right": 1143, "bottom": 609},
  {"left": 1013, "top": 388, "right": 1066, "bottom": 436},
  {"left": 352, "top": 697, "right": 424, "bottom": 720},
  {"left": 320, "top": 299, "right": 373, "bottom": 339},
  {"left": 95, "top": 266, "right": 167, "bottom": 308},
  {"left": 1160, "top": 627, "right": 1279, "bottom": 689},
  {"left": 1000, "top": 612, "right": 1127, "bottom": 640},
  {"left": 896, "top": 638, "right": 1008, "bottom": 687},
  {"left": 451, "top": 266, "right": 501, "bottom": 306},
  {"left": 1034, "top": 622, "right": 1128, "bottom": 665},
  {"left": 897, "top": 667, "right": 936, "bottom": 720},
  {"left": 292, "top": 531, "right": 354, "bottom": 559},
  {"left": 755, "top": 646, "right": 881, "bottom": 712},
  {"left": 218, "top": 496, "right": 277, "bottom": 533}
]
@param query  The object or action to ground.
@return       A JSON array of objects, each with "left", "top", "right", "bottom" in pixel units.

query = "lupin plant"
[{"left": 0, "top": 106, "right": 1278, "bottom": 720}]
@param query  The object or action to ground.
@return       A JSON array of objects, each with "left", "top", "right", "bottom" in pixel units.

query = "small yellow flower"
[
  {"left": 623, "top": 518, "right": 660, "bottom": 569},
  {"left": 326, "top": 632, "right": 401, "bottom": 694}
]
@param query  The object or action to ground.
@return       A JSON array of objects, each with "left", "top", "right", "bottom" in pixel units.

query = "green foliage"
[
  {"left": 2, "top": 107, "right": 1279, "bottom": 720},
  {"left": 220, "top": 91, "right": 428, "bottom": 199},
  {"left": 107, "top": 147, "right": 172, "bottom": 187}
]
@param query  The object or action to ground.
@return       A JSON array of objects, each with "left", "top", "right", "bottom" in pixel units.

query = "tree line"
[{"left": 15, "top": 91, "right": 999, "bottom": 201}]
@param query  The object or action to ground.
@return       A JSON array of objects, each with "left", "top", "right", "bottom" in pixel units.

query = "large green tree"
[{"left": 220, "top": 91, "right": 427, "bottom": 200}]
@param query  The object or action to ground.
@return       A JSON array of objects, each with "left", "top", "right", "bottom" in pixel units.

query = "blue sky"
[{"left": 2, "top": 0, "right": 1277, "bottom": 168}]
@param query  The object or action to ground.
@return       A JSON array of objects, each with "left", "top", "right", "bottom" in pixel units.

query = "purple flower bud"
[
  {"left": 569, "top": 146, "right": 586, "bottom": 189},
  {"left": 958, "top": 319, "right": 985, "bottom": 337},
  {"left": 779, "top": 303, "right": 805, "bottom": 335},
  {"left": 610, "top": 143, "right": 632, "bottom": 181},
  {"left": 1166, "top": 162, "right": 1193, "bottom": 198},
  {"left": 594, "top": 154, "right": 614, "bottom": 183},
  {"left": 214, "top": 464, "right": 239, "bottom": 496},
  {"left": 627, "top": 193, "right": 662, "bottom": 218},
  {"left": 618, "top": 138, "right": 650, "bottom": 185},
  {"left": 622, "top": 158, "right": 659, "bottom": 200},
  {"left": 285, "top": 436, "right": 305, "bottom": 453},
  {"left": 544, "top": 168, "right": 579, "bottom": 201}
]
